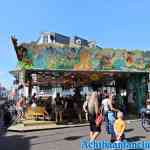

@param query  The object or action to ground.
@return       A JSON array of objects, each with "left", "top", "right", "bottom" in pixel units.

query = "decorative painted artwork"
[{"left": 11, "top": 37, "right": 150, "bottom": 72}]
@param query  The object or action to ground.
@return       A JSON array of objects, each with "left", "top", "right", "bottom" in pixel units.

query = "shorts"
[
  {"left": 89, "top": 113, "right": 101, "bottom": 132},
  {"left": 55, "top": 105, "right": 63, "bottom": 112},
  {"left": 23, "top": 107, "right": 26, "bottom": 114},
  {"left": 17, "top": 107, "right": 23, "bottom": 113}
]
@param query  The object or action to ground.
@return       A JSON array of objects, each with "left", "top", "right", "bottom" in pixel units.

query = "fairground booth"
[{"left": 10, "top": 32, "right": 150, "bottom": 120}]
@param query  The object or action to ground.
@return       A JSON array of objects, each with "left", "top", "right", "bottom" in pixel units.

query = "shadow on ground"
[
  {"left": 0, "top": 134, "right": 38, "bottom": 150},
  {"left": 64, "top": 135, "right": 84, "bottom": 141},
  {"left": 30, "top": 134, "right": 87, "bottom": 146},
  {"left": 0, "top": 128, "right": 7, "bottom": 136},
  {"left": 125, "top": 128, "right": 134, "bottom": 132},
  {"left": 126, "top": 136, "right": 146, "bottom": 142}
]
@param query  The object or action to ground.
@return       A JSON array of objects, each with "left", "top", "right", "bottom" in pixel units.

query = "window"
[
  {"left": 50, "top": 35, "right": 54, "bottom": 43},
  {"left": 43, "top": 35, "right": 48, "bottom": 44}
]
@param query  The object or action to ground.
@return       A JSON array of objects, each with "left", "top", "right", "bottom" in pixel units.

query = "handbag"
[
  {"left": 96, "top": 106, "right": 104, "bottom": 126},
  {"left": 96, "top": 113, "right": 104, "bottom": 126}
]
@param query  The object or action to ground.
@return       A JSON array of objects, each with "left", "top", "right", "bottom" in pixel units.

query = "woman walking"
[
  {"left": 88, "top": 91, "right": 101, "bottom": 141},
  {"left": 15, "top": 96, "right": 24, "bottom": 123},
  {"left": 55, "top": 93, "right": 64, "bottom": 124},
  {"left": 101, "top": 94, "right": 119, "bottom": 141}
]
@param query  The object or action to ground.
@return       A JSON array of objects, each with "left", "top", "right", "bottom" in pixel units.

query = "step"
[{"left": 23, "top": 120, "right": 55, "bottom": 126}]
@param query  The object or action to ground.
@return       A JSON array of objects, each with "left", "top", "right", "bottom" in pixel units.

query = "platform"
[{"left": 8, "top": 120, "right": 89, "bottom": 132}]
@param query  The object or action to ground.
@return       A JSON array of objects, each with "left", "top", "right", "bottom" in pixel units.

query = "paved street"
[{"left": 0, "top": 120, "right": 150, "bottom": 150}]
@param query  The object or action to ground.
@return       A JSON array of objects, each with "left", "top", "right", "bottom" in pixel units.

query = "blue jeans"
[
  {"left": 104, "top": 112, "right": 110, "bottom": 134},
  {"left": 108, "top": 120, "right": 115, "bottom": 137}
]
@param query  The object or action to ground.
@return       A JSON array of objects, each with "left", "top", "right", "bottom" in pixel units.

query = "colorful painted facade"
[{"left": 12, "top": 42, "right": 150, "bottom": 72}]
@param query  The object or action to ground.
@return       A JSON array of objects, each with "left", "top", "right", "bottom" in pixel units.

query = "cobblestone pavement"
[{"left": 0, "top": 120, "right": 149, "bottom": 150}]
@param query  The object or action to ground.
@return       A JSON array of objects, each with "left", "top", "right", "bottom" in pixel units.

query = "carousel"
[{"left": 10, "top": 33, "right": 150, "bottom": 121}]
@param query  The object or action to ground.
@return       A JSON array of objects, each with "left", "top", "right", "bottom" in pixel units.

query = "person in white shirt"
[{"left": 101, "top": 94, "right": 118, "bottom": 135}]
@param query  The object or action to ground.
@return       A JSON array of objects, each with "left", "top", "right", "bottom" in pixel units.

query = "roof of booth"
[
  {"left": 11, "top": 36, "right": 150, "bottom": 73},
  {"left": 11, "top": 69, "right": 147, "bottom": 88}
]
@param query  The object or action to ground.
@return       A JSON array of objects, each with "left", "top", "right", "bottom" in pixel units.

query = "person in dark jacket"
[{"left": 55, "top": 93, "right": 64, "bottom": 124}]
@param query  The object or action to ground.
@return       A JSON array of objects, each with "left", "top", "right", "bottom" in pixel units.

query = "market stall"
[{"left": 10, "top": 35, "right": 150, "bottom": 120}]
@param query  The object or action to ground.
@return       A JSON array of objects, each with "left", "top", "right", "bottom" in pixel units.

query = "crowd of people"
[
  {"left": 1, "top": 86, "right": 150, "bottom": 144},
  {"left": 84, "top": 89, "right": 126, "bottom": 143},
  {"left": 3, "top": 89, "right": 86, "bottom": 124},
  {"left": 54, "top": 92, "right": 83, "bottom": 124},
  {"left": 2, "top": 87, "right": 149, "bottom": 143},
  {"left": 0, "top": 88, "right": 127, "bottom": 137}
]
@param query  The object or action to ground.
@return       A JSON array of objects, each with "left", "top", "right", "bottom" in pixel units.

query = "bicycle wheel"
[{"left": 141, "top": 113, "right": 150, "bottom": 131}]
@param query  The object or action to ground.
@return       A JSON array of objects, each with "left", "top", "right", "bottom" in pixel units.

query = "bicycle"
[{"left": 140, "top": 108, "right": 150, "bottom": 131}]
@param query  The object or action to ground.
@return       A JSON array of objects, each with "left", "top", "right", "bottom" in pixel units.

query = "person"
[
  {"left": 140, "top": 98, "right": 150, "bottom": 115},
  {"left": 55, "top": 93, "right": 64, "bottom": 124},
  {"left": 101, "top": 94, "right": 118, "bottom": 135},
  {"left": 83, "top": 93, "right": 91, "bottom": 121},
  {"left": 88, "top": 91, "right": 100, "bottom": 141},
  {"left": 114, "top": 111, "right": 126, "bottom": 141},
  {"left": 15, "top": 96, "right": 24, "bottom": 123},
  {"left": 102, "top": 90, "right": 108, "bottom": 99},
  {"left": 3, "top": 104, "right": 12, "bottom": 127},
  {"left": 0, "top": 104, "right": 5, "bottom": 128},
  {"left": 65, "top": 96, "right": 74, "bottom": 122},
  {"left": 116, "top": 94, "right": 125, "bottom": 114},
  {"left": 45, "top": 96, "right": 52, "bottom": 120},
  {"left": 97, "top": 91, "right": 103, "bottom": 106},
  {"left": 122, "top": 95, "right": 128, "bottom": 115},
  {"left": 146, "top": 98, "right": 150, "bottom": 109},
  {"left": 108, "top": 111, "right": 116, "bottom": 142},
  {"left": 32, "top": 93, "right": 37, "bottom": 103},
  {"left": 73, "top": 96, "right": 82, "bottom": 123},
  {"left": 22, "top": 96, "right": 27, "bottom": 119},
  {"left": 73, "top": 88, "right": 82, "bottom": 123}
]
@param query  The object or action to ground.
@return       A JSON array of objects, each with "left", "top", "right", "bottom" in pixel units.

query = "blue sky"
[{"left": 0, "top": 0, "right": 150, "bottom": 89}]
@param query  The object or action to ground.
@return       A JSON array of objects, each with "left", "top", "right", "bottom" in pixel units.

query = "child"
[
  {"left": 108, "top": 111, "right": 116, "bottom": 142},
  {"left": 114, "top": 111, "right": 126, "bottom": 141}
]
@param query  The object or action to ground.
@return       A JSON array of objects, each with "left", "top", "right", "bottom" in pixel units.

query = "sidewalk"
[
  {"left": 8, "top": 120, "right": 89, "bottom": 132},
  {"left": 8, "top": 118, "right": 139, "bottom": 132}
]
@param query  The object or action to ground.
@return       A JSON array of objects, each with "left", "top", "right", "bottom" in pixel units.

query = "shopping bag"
[{"left": 96, "top": 113, "right": 104, "bottom": 127}]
